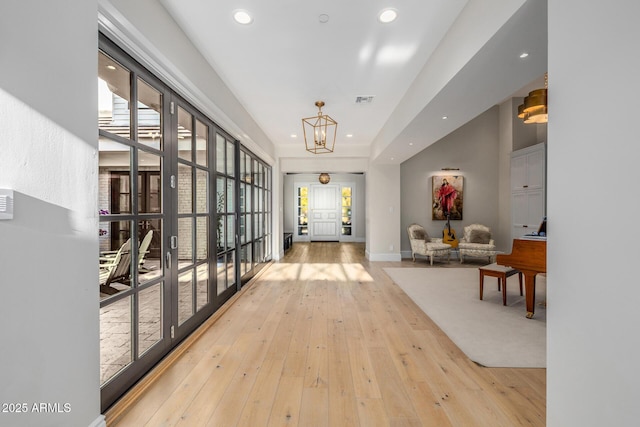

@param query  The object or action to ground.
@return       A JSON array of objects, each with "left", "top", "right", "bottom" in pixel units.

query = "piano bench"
[{"left": 479, "top": 263, "right": 523, "bottom": 306}]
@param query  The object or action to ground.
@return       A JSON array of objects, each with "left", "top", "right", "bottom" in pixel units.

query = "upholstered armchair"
[
  {"left": 458, "top": 224, "right": 496, "bottom": 263},
  {"left": 407, "top": 223, "right": 452, "bottom": 265}
]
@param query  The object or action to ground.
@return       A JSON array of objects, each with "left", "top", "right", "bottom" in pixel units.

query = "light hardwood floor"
[{"left": 108, "top": 242, "right": 545, "bottom": 426}]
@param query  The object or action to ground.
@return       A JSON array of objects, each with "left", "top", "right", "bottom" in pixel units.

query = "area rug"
[{"left": 383, "top": 267, "right": 546, "bottom": 368}]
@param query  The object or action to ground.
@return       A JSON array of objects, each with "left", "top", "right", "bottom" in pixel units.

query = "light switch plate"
[{"left": 0, "top": 189, "right": 14, "bottom": 220}]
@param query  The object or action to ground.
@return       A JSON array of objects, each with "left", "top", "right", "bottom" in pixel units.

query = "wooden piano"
[{"left": 496, "top": 238, "right": 546, "bottom": 319}]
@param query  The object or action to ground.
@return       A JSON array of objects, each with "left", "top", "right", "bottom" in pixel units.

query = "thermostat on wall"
[{"left": 0, "top": 189, "right": 14, "bottom": 220}]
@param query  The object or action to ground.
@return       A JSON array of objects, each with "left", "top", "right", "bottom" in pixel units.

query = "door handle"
[{"left": 165, "top": 251, "right": 171, "bottom": 269}]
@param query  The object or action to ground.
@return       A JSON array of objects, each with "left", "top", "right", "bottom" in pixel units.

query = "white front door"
[{"left": 310, "top": 184, "right": 340, "bottom": 241}]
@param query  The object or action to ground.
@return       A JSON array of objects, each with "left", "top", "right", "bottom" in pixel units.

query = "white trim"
[
  {"left": 88, "top": 415, "right": 106, "bottom": 427},
  {"left": 366, "top": 250, "right": 402, "bottom": 262},
  {"left": 400, "top": 250, "right": 413, "bottom": 259}
]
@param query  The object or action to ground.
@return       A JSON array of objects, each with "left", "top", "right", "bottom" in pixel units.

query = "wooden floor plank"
[{"left": 110, "top": 242, "right": 545, "bottom": 427}]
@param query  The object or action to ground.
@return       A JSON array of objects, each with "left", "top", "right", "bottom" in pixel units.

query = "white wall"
[
  {"left": 366, "top": 164, "right": 401, "bottom": 261},
  {"left": 400, "top": 107, "right": 502, "bottom": 253},
  {"left": 0, "top": 1, "right": 102, "bottom": 427},
  {"left": 548, "top": 1, "right": 640, "bottom": 426}
]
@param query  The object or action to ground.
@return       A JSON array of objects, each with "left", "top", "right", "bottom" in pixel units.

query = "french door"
[
  {"left": 295, "top": 181, "right": 355, "bottom": 242},
  {"left": 98, "top": 35, "right": 236, "bottom": 411}
]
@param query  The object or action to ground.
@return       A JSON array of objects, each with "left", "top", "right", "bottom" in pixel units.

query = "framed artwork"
[{"left": 432, "top": 175, "right": 463, "bottom": 220}]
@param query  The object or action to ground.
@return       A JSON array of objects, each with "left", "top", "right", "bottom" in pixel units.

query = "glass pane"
[
  {"left": 98, "top": 51, "right": 131, "bottom": 140},
  {"left": 216, "top": 134, "right": 225, "bottom": 173},
  {"left": 178, "top": 217, "right": 193, "bottom": 267},
  {"left": 217, "top": 215, "right": 225, "bottom": 254},
  {"left": 226, "top": 140, "right": 235, "bottom": 176},
  {"left": 246, "top": 243, "right": 252, "bottom": 274},
  {"left": 137, "top": 219, "right": 162, "bottom": 285},
  {"left": 226, "top": 251, "right": 236, "bottom": 290},
  {"left": 240, "top": 245, "right": 248, "bottom": 277},
  {"left": 138, "top": 283, "right": 162, "bottom": 356},
  {"left": 178, "top": 163, "right": 192, "bottom": 214},
  {"left": 227, "top": 178, "right": 235, "bottom": 212},
  {"left": 136, "top": 78, "right": 162, "bottom": 150},
  {"left": 226, "top": 215, "right": 235, "bottom": 250},
  {"left": 216, "top": 177, "right": 225, "bottom": 252},
  {"left": 246, "top": 213, "right": 252, "bottom": 242},
  {"left": 196, "top": 264, "right": 208, "bottom": 311},
  {"left": 178, "top": 106, "right": 193, "bottom": 161},
  {"left": 99, "top": 220, "right": 133, "bottom": 299},
  {"left": 253, "top": 160, "right": 259, "bottom": 186},
  {"left": 196, "top": 217, "right": 208, "bottom": 261},
  {"left": 239, "top": 184, "right": 246, "bottom": 214},
  {"left": 239, "top": 215, "right": 246, "bottom": 244},
  {"left": 245, "top": 184, "right": 252, "bottom": 213},
  {"left": 99, "top": 219, "right": 131, "bottom": 255},
  {"left": 265, "top": 233, "right": 272, "bottom": 259},
  {"left": 240, "top": 151, "right": 247, "bottom": 182},
  {"left": 217, "top": 253, "right": 226, "bottom": 295},
  {"left": 196, "top": 169, "right": 208, "bottom": 213},
  {"left": 255, "top": 238, "right": 264, "bottom": 264},
  {"left": 178, "top": 270, "right": 194, "bottom": 325},
  {"left": 195, "top": 119, "right": 208, "bottom": 166},
  {"left": 216, "top": 176, "right": 225, "bottom": 213},
  {"left": 99, "top": 139, "right": 132, "bottom": 214},
  {"left": 100, "top": 295, "right": 132, "bottom": 385},
  {"left": 138, "top": 151, "right": 161, "bottom": 214}
]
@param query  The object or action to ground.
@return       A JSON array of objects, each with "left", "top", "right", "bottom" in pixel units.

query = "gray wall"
[
  {"left": 400, "top": 106, "right": 502, "bottom": 254},
  {"left": 400, "top": 101, "right": 547, "bottom": 257}
]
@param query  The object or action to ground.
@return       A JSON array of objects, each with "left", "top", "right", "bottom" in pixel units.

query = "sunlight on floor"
[{"left": 262, "top": 263, "right": 374, "bottom": 282}]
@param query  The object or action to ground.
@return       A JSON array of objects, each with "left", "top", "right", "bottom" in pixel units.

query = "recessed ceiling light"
[
  {"left": 409, "top": 142, "right": 413, "bottom": 146},
  {"left": 442, "top": 116, "right": 448, "bottom": 120},
  {"left": 346, "top": 134, "right": 353, "bottom": 138},
  {"left": 233, "top": 10, "right": 252, "bottom": 25},
  {"left": 520, "top": 52, "right": 529, "bottom": 58},
  {"left": 319, "top": 14, "right": 330, "bottom": 24},
  {"left": 378, "top": 8, "right": 397, "bottom": 23},
  {"left": 290, "top": 134, "right": 297, "bottom": 138}
]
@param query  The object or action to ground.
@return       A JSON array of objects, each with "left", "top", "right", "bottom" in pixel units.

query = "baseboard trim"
[
  {"left": 366, "top": 250, "right": 402, "bottom": 262},
  {"left": 89, "top": 415, "right": 106, "bottom": 427},
  {"left": 103, "top": 261, "right": 274, "bottom": 426}
]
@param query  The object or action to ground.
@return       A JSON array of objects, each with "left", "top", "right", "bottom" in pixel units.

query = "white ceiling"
[{"left": 158, "top": 0, "right": 547, "bottom": 165}]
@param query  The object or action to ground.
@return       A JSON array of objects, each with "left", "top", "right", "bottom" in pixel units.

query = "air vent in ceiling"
[{"left": 355, "top": 96, "right": 375, "bottom": 104}]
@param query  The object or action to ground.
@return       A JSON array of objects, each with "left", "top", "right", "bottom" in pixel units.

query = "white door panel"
[{"left": 310, "top": 184, "right": 340, "bottom": 241}]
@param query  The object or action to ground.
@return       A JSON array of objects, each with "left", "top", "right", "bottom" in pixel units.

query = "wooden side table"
[{"left": 479, "top": 263, "right": 523, "bottom": 306}]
